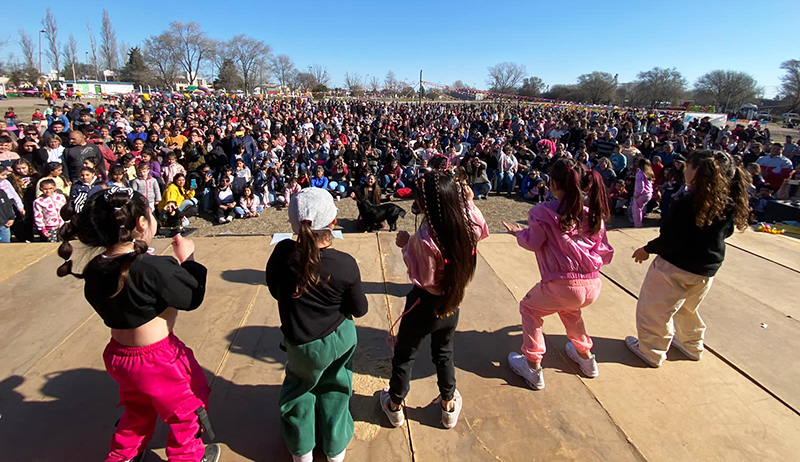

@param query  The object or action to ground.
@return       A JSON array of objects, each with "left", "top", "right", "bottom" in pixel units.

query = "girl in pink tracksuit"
[
  {"left": 632, "top": 158, "right": 654, "bottom": 228},
  {"left": 502, "top": 158, "right": 613, "bottom": 389}
]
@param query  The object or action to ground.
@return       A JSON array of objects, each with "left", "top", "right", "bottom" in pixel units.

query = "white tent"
[{"left": 683, "top": 112, "right": 727, "bottom": 129}]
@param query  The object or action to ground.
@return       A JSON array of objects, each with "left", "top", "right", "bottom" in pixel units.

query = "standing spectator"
[
  {"left": 33, "top": 179, "right": 67, "bottom": 242},
  {"left": 756, "top": 142, "right": 794, "bottom": 189}
]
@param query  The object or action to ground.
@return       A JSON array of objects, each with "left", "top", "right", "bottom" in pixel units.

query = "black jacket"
[
  {"left": 644, "top": 190, "right": 735, "bottom": 277},
  {"left": 0, "top": 189, "right": 16, "bottom": 224}
]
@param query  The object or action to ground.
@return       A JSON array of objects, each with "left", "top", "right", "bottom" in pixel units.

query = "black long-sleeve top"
[
  {"left": 266, "top": 240, "right": 368, "bottom": 345},
  {"left": 83, "top": 253, "right": 207, "bottom": 329},
  {"left": 644, "top": 191, "right": 735, "bottom": 277}
]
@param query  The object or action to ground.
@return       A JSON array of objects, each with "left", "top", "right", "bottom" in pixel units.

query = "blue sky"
[{"left": 6, "top": 0, "right": 799, "bottom": 96}]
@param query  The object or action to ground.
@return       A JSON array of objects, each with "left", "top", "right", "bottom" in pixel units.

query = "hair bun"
[{"left": 56, "top": 260, "right": 73, "bottom": 278}]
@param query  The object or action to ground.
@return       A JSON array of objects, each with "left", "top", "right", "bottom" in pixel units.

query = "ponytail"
[
  {"left": 290, "top": 221, "right": 329, "bottom": 298},
  {"left": 550, "top": 158, "right": 583, "bottom": 233},
  {"left": 584, "top": 170, "right": 611, "bottom": 235},
  {"left": 56, "top": 187, "right": 152, "bottom": 298}
]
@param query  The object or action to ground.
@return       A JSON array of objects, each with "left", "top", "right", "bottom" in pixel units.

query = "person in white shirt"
[{"left": 756, "top": 142, "right": 794, "bottom": 189}]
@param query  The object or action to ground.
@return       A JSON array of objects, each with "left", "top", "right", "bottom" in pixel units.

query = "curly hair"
[{"left": 686, "top": 150, "right": 733, "bottom": 228}]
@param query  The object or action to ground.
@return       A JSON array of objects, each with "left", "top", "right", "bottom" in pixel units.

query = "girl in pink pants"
[
  {"left": 56, "top": 188, "right": 220, "bottom": 462},
  {"left": 503, "top": 159, "right": 614, "bottom": 390},
  {"left": 632, "top": 158, "right": 654, "bottom": 228}
]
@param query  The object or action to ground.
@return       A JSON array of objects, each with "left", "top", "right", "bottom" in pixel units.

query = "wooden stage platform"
[{"left": 1, "top": 228, "right": 799, "bottom": 461}]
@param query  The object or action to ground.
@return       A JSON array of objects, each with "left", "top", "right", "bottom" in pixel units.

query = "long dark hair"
[
  {"left": 56, "top": 189, "right": 151, "bottom": 298},
  {"left": 416, "top": 171, "right": 477, "bottom": 318},
  {"left": 291, "top": 221, "right": 331, "bottom": 298},
  {"left": 687, "top": 150, "right": 749, "bottom": 230},
  {"left": 550, "top": 158, "right": 609, "bottom": 235}
]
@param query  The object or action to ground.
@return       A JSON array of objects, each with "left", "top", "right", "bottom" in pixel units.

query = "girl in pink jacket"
[
  {"left": 502, "top": 158, "right": 613, "bottom": 389},
  {"left": 381, "top": 170, "right": 489, "bottom": 430}
]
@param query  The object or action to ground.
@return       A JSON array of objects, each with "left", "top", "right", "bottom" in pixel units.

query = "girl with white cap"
[{"left": 266, "top": 187, "right": 368, "bottom": 462}]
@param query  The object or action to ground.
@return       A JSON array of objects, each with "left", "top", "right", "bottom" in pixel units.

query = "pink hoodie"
[
  {"left": 403, "top": 201, "right": 490, "bottom": 295},
  {"left": 515, "top": 201, "right": 613, "bottom": 283}
]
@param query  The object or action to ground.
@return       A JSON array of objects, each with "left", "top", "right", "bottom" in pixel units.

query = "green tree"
[
  {"left": 214, "top": 58, "right": 242, "bottom": 91},
  {"left": 575, "top": 72, "right": 617, "bottom": 103},
  {"left": 119, "top": 47, "right": 153, "bottom": 86},
  {"left": 517, "top": 76, "right": 545, "bottom": 97}
]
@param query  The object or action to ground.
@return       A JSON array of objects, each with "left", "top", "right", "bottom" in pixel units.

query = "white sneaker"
[
  {"left": 327, "top": 448, "right": 346, "bottom": 462},
  {"left": 226, "top": 215, "right": 234, "bottom": 222},
  {"left": 336, "top": 195, "right": 341, "bottom": 202},
  {"left": 218, "top": 217, "right": 226, "bottom": 224},
  {"left": 565, "top": 342, "right": 599, "bottom": 378},
  {"left": 438, "top": 389, "right": 462, "bottom": 429},
  {"left": 380, "top": 388, "right": 405, "bottom": 427},
  {"left": 625, "top": 336, "right": 660, "bottom": 368},
  {"left": 292, "top": 450, "right": 313, "bottom": 462},
  {"left": 671, "top": 338, "right": 702, "bottom": 361},
  {"left": 507, "top": 352, "right": 544, "bottom": 390}
]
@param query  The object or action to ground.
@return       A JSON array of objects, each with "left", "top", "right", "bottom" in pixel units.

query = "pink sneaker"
[{"left": 436, "top": 389, "right": 462, "bottom": 429}]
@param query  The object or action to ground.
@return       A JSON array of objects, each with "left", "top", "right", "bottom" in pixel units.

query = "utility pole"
[
  {"left": 419, "top": 70, "right": 423, "bottom": 105},
  {"left": 38, "top": 29, "right": 46, "bottom": 76}
]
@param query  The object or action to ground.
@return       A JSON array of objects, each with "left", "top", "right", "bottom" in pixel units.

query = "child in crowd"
[
  {"left": 0, "top": 187, "right": 15, "bottom": 243},
  {"left": 627, "top": 150, "right": 750, "bottom": 367},
  {"left": 131, "top": 163, "right": 161, "bottom": 212},
  {"left": 163, "top": 152, "right": 187, "bottom": 185},
  {"left": 44, "top": 135, "right": 65, "bottom": 166},
  {"left": 608, "top": 179, "right": 628, "bottom": 215},
  {"left": 213, "top": 176, "right": 236, "bottom": 224},
  {"left": 121, "top": 154, "right": 137, "bottom": 182},
  {"left": 108, "top": 164, "right": 128, "bottom": 188},
  {"left": 329, "top": 156, "right": 349, "bottom": 200},
  {"left": 234, "top": 158, "right": 252, "bottom": 183},
  {"left": 10, "top": 159, "right": 36, "bottom": 241},
  {"left": 502, "top": 158, "right": 613, "bottom": 388},
  {"left": 235, "top": 185, "right": 263, "bottom": 218},
  {"left": 83, "top": 156, "right": 107, "bottom": 183},
  {"left": 56, "top": 188, "right": 220, "bottom": 462},
  {"left": 159, "top": 173, "right": 197, "bottom": 227},
  {"left": 381, "top": 170, "right": 489, "bottom": 429},
  {"left": 310, "top": 166, "right": 329, "bottom": 189},
  {"left": 139, "top": 150, "right": 162, "bottom": 187},
  {"left": 632, "top": 158, "right": 654, "bottom": 228},
  {"left": 70, "top": 166, "right": 104, "bottom": 213},
  {"left": 37, "top": 162, "right": 71, "bottom": 196},
  {"left": 266, "top": 187, "right": 368, "bottom": 462},
  {"left": 752, "top": 184, "right": 776, "bottom": 221},
  {"left": 284, "top": 176, "right": 302, "bottom": 206},
  {"left": 33, "top": 179, "right": 67, "bottom": 242},
  {"left": 0, "top": 135, "right": 20, "bottom": 168}
]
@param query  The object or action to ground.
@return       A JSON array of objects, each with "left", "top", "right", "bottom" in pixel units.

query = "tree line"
[{"left": 485, "top": 61, "right": 800, "bottom": 113}]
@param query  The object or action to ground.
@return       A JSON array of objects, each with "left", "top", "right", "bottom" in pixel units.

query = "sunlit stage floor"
[{"left": 1, "top": 228, "right": 799, "bottom": 461}]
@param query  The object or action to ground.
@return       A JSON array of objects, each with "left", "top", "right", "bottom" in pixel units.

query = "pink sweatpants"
[
  {"left": 520, "top": 278, "right": 603, "bottom": 365},
  {"left": 103, "top": 333, "right": 210, "bottom": 462},
  {"left": 632, "top": 194, "right": 651, "bottom": 228}
]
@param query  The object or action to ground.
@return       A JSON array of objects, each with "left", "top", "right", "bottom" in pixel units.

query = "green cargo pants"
[{"left": 280, "top": 318, "right": 357, "bottom": 458}]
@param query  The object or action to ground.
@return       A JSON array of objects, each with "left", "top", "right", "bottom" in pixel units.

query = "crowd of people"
[{"left": 2, "top": 93, "right": 799, "bottom": 243}]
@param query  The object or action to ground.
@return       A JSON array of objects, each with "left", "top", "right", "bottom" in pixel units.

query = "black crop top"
[{"left": 83, "top": 253, "right": 207, "bottom": 329}]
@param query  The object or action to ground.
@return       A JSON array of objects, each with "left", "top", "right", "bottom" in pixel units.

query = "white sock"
[
  {"left": 327, "top": 448, "right": 346, "bottom": 462},
  {"left": 292, "top": 450, "right": 313, "bottom": 462}
]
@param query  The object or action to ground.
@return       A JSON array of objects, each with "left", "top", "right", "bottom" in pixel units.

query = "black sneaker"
[{"left": 202, "top": 443, "right": 221, "bottom": 462}]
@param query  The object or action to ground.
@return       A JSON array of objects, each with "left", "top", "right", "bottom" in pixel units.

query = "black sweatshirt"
[
  {"left": 266, "top": 239, "right": 368, "bottom": 345},
  {"left": 84, "top": 253, "right": 207, "bottom": 329},
  {"left": 644, "top": 191, "right": 735, "bottom": 277}
]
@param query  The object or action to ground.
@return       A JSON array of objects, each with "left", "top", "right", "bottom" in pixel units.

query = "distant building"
[
  {"left": 175, "top": 73, "right": 213, "bottom": 92},
  {"left": 63, "top": 80, "right": 136, "bottom": 95}
]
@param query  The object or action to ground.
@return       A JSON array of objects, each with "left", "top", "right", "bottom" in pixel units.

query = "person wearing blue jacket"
[{"left": 310, "top": 166, "right": 329, "bottom": 190}]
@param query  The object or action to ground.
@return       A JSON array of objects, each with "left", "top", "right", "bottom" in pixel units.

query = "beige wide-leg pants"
[{"left": 636, "top": 256, "right": 713, "bottom": 365}]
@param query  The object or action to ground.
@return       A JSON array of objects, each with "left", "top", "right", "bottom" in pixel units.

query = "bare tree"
[
  {"left": 143, "top": 32, "right": 180, "bottom": 90},
  {"left": 119, "top": 40, "right": 128, "bottom": 70},
  {"left": 100, "top": 9, "right": 119, "bottom": 72},
  {"left": 86, "top": 24, "right": 100, "bottom": 80},
  {"left": 18, "top": 30, "right": 35, "bottom": 69},
  {"left": 309, "top": 64, "right": 331, "bottom": 87},
  {"left": 42, "top": 8, "right": 60, "bottom": 77},
  {"left": 575, "top": 72, "right": 617, "bottom": 103},
  {"left": 778, "top": 60, "right": 800, "bottom": 113},
  {"left": 269, "top": 54, "right": 295, "bottom": 88},
  {"left": 290, "top": 72, "right": 316, "bottom": 91},
  {"left": 343, "top": 72, "right": 363, "bottom": 91},
  {"left": 487, "top": 62, "right": 526, "bottom": 94},
  {"left": 171, "top": 21, "right": 212, "bottom": 86},
  {"left": 694, "top": 70, "right": 762, "bottom": 112},
  {"left": 634, "top": 67, "right": 687, "bottom": 108},
  {"left": 62, "top": 34, "right": 79, "bottom": 80},
  {"left": 384, "top": 71, "right": 398, "bottom": 92},
  {"left": 368, "top": 76, "right": 381, "bottom": 91},
  {"left": 228, "top": 35, "right": 271, "bottom": 95}
]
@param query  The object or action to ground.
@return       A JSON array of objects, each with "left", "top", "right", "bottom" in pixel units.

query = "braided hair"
[
  {"left": 57, "top": 187, "right": 151, "bottom": 298},
  {"left": 415, "top": 170, "right": 478, "bottom": 318}
]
